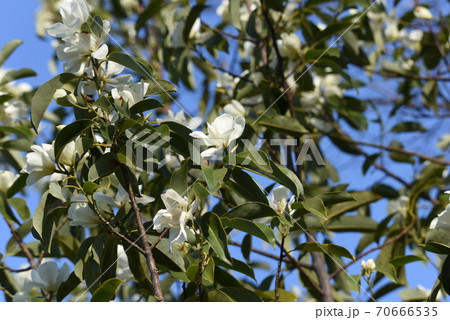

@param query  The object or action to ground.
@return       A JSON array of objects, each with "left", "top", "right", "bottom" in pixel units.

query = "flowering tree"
[{"left": 0, "top": 0, "right": 449, "bottom": 302}]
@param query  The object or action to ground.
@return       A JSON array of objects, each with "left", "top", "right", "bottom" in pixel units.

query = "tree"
[{"left": 0, "top": 0, "right": 449, "bottom": 302}]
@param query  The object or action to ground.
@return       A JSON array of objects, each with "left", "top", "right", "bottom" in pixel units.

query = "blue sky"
[{"left": 0, "top": 0, "right": 449, "bottom": 302}]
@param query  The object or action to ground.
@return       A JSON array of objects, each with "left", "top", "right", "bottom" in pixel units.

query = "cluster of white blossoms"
[
  {"left": 47, "top": 0, "right": 110, "bottom": 76},
  {"left": 13, "top": 261, "right": 70, "bottom": 301},
  {"left": 153, "top": 188, "right": 200, "bottom": 249},
  {"left": 0, "top": 68, "right": 31, "bottom": 127},
  {"left": 360, "top": 259, "right": 376, "bottom": 276}
]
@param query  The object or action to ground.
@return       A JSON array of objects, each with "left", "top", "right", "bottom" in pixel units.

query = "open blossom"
[
  {"left": 156, "top": 109, "right": 202, "bottom": 130},
  {"left": 361, "top": 259, "right": 376, "bottom": 275},
  {"left": 0, "top": 170, "right": 16, "bottom": 193},
  {"left": 301, "top": 74, "right": 343, "bottom": 110},
  {"left": 414, "top": 6, "right": 433, "bottom": 20},
  {"left": 111, "top": 80, "right": 149, "bottom": 108},
  {"left": 277, "top": 33, "right": 302, "bottom": 59},
  {"left": 29, "top": 261, "right": 70, "bottom": 293},
  {"left": 79, "top": 61, "right": 133, "bottom": 95},
  {"left": 47, "top": 0, "right": 90, "bottom": 42},
  {"left": 20, "top": 144, "right": 66, "bottom": 186},
  {"left": 223, "top": 100, "right": 246, "bottom": 118},
  {"left": 153, "top": 189, "right": 199, "bottom": 248},
  {"left": 190, "top": 113, "right": 245, "bottom": 158},
  {"left": 430, "top": 191, "right": 450, "bottom": 233},
  {"left": 269, "top": 186, "right": 295, "bottom": 216},
  {"left": 68, "top": 194, "right": 101, "bottom": 228},
  {"left": 1, "top": 100, "right": 28, "bottom": 126},
  {"left": 48, "top": 0, "right": 111, "bottom": 75}
]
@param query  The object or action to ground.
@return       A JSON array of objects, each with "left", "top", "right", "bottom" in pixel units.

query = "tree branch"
[
  {"left": 6, "top": 221, "right": 38, "bottom": 269},
  {"left": 274, "top": 236, "right": 285, "bottom": 302},
  {"left": 124, "top": 173, "right": 164, "bottom": 302}
]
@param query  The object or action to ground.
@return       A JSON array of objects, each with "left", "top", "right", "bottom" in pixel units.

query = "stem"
[
  {"left": 6, "top": 221, "right": 38, "bottom": 269},
  {"left": 125, "top": 176, "right": 164, "bottom": 302},
  {"left": 306, "top": 232, "right": 334, "bottom": 302},
  {"left": 274, "top": 236, "right": 285, "bottom": 302},
  {"left": 197, "top": 246, "right": 205, "bottom": 302}
]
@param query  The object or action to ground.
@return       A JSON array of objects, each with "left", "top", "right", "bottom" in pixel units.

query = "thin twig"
[
  {"left": 274, "top": 236, "right": 285, "bottom": 302},
  {"left": 125, "top": 174, "right": 164, "bottom": 302},
  {"left": 6, "top": 221, "right": 38, "bottom": 269},
  {"left": 149, "top": 228, "right": 169, "bottom": 250},
  {"left": 363, "top": 67, "right": 450, "bottom": 81}
]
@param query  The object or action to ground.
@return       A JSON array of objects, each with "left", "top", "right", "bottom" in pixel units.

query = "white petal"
[{"left": 91, "top": 44, "right": 109, "bottom": 60}]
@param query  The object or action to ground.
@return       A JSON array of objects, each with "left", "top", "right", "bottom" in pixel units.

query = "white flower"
[
  {"left": 81, "top": 61, "right": 133, "bottom": 95},
  {"left": 56, "top": 140, "right": 77, "bottom": 167},
  {"left": 68, "top": 194, "right": 101, "bottom": 228},
  {"left": 113, "top": 184, "right": 155, "bottom": 207},
  {"left": 56, "top": 32, "right": 110, "bottom": 75},
  {"left": 387, "top": 195, "right": 409, "bottom": 216},
  {"left": 277, "top": 33, "right": 302, "bottom": 59},
  {"left": 153, "top": 189, "right": 199, "bottom": 248},
  {"left": 268, "top": 185, "right": 295, "bottom": 216},
  {"left": 189, "top": 113, "right": 245, "bottom": 158},
  {"left": 0, "top": 170, "right": 16, "bottom": 193},
  {"left": 301, "top": 74, "right": 343, "bottom": 110},
  {"left": 1, "top": 100, "right": 28, "bottom": 126},
  {"left": 361, "top": 259, "right": 376, "bottom": 275},
  {"left": 111, "top": 80, "right": 149, "bottom": 108},
  {"left": 399, "top": 28, "right": 423, "bottom": 50},
  {"left": 414, "top": 6, "right": 433, "bottom": 20},
  {"left": 21, "top": 144, "right": 66, "bottom": 186},
  {"left": 47, "top": 0, "right": 90, "bottom": 42},
  {"left": 384, "top": 18, "right": 399, "bottom": 41},
  {"left": 430, "top": 192, "right": 450, "bottom": 233},
  {"left": 156, "top": 109, "right": 202, "bottom": 130},
  {"left": 29, "top": 261, "right": 70, "bottom": 293},
  {"left": 224, "top": 100, "right": 246, "bottom": 117}
]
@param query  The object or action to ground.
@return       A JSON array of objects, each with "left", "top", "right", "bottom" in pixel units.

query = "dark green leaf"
[
  {"left": 0, "top": 68, "right": 36, "bottom": 86},
  {"left": 31, "top": 73, "right": 77, "bottom": 131},
  {"left": 0, "top": 40, "right": 23, "bottom": 67},
  {"left": 54, "top": 119, "right": 94, "bottom": 162},
  {"left": 222, "top": 217, "right": 276, "bottom": 246},
  {"left": 183, "top": 5, "right": 207, "bottom": 43},
  {"left": 294, "top": 242, "right": 354, "bottom": 260},
  {"left": 198, "top": 212, "right": 232, "bottom": 263},
  {"left": 56, "top": 272, "right": 81, "bottom": 301},
  {"left": 391, "top": 121, "right": 427, "bottom": 133},
  {"left": 88, "top": 153, "right": 120, "bottom": 181},
  {"left": 108, "top": 52, "right": 154, "bottom": 79},
  {"left": 223, "top": 202, "right": 278, "bottom": 220},
  {"left": 129, "top": 98, "right": 163, "bottom": 115},
  {"left": 90, "top": 278, "right": 122, "bottom": 302}
]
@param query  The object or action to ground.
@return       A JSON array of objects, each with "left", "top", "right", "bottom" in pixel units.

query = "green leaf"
[
  {"left": 198, "top": 212, "right": 232, "bottom": 264},
  {"left": 293, "top": 242, "right": 354, "bottom": 260},
  {"left": 135, "top": 0, "right": 164, "bottom": 31},
  {"left": 389, "top": 255, "right": 426, "bottom": 268},
  {"left": 222, "top": 217, "right": 276, "bottom": 246},
  {"left": 147, "top": 235, "right": 185, "bottom": 272},
  {"left": 6, "top": 173, "right": 28, "bottom": 198},
  {"left": 0, "top": 126, "right": 34, "bottom": 141},
  {"left": 56, "top": 272, "right": 81, "bottom": 301},
  {"left": 0, "top": 68, "right": 36, "bottom": 86},
  {"left": 203, "top": 166, "right": 227, "bottom": 193},
  {"left": 0, "top": 40, "right": 23, "bottom": 67},
  {"left": 129, "top": 98, "right": 163, "bottom": 115},
  {"left": 258, "top": 115, "right": 308, "bottom": 136},
  {"left": 362, "top": 153, "right": 379, "bottom": 174},
  {"left": 372, "top": 184, "right": 400, "bottom": 199},
  {"left": 326, "top": 215, "right": 378, "bottom": 232},
  {"left": 229, "top": 0, "right": 241, "bottom": 30},
  {"left": 347, "top": 275, "right": 361, "bottom": 294},
  {"left": 223, "top": 202, "right": 278, "bottom": 220},
  {"left": 108, "top": 52, "right": 154, "bottom": 79},
  {"left": 316, "top": 191, "right": 355, "bottom": 206},
  {"left": 0, "top": 192, "right": 20, "bottom": 224},
  {"left": 398, "top": 288, "right": 428, "bottom": 302},
  {"left": 441, "top": 255, "right": 450, "bottom": 295},
  {"left": 225, "top": 150, "right": 272, "bottom": 172},
  {"left": 8, "top": 198, "right": 30, "bottom": 221},
  {"left": 146, "top": 78, "right": 177, "bottom": 96},
  {"left": 54, "top": 119, "right": 94, "bottom": 162},
  {"left": 170, "top": 159, "right": 189, "bottom": 195},
  {"left": 226, "top": 169, "right": 268, "bottom": 204},
  {"left": 83, "top": 181, "right": 101, "bottom": 195},
  {"left": 31, "top": 73, "right": 77, "bottom": 131},
  {"left": 218, "top": 287, "right": 262, "bottom": 302},
  {"left": 391, "top": 121, "right": 427, "bottom": 133},
  {"left": 327, "top": 191, "right": 382, "bottom": 219},
  {"left": 389, "top": 140, "right": 415, "bottom": 163},
  {"left": 376, "top": 263, "right": 398, "bottom": 284},
  {"left": 90, "top": 278, "right": 122, "bottom": 302},
  {"left": 214, "top": 257, "right": 256, "bottom": 280},
  {"left": 292, "top": 197, "right": 327, "bottom": 220},
  {"left": 255, "top": 289, "right": 297, "bottom": 302},
  {"left": 88, "top": 153, "right": 120, "bottom": 181},
  {"left": 425, "top": 228, "right": 450, "bottom": 254},
  {"left": 183, "top": 4, "right": 207, "bottom": 43}
]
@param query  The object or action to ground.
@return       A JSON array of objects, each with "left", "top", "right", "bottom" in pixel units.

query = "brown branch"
[
  {"left": 6, "top": 221, "right": 38, "bottom": 269},
  {"left": 202, "top": 23, "right": 258, "bottom": 43},
  {"left": 306, "top": 232, "right": 334, "bottom": 302},
  {"left": 363, "top": 67, "right": 450, "bottom": 81},
  {"left": 149, "top": 228, "right": 169, "bottom": 250},
  {"left": 341, "top": 137, "right": 450, "bottom": 166},
  {"left": 125, "top": 176, "right": 164, "bottom": 302},
  {"left": 274, "top": 236, "right": 285, "bottom": 302}
]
